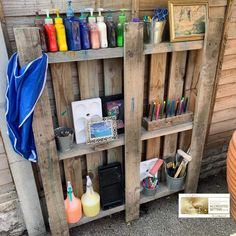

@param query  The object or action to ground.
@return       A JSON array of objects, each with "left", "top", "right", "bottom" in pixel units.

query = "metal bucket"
[{"left": 55, "top": 127, "right": 74, "bottom": 152}]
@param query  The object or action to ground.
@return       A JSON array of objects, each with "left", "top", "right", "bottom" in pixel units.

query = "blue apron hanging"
[{"left": 5, "top": 52, "right": 48, "bottom": 162}]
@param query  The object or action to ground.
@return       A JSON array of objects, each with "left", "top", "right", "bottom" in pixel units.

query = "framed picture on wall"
[
  {"left": 168, "top": 1, "right": 208, "bottom": 42},
  {"left": 101, "top": 95, "right": 124, "bottom": 134}
]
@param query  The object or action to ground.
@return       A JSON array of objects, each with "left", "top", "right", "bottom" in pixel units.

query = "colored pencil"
[
  {"left": 171, "top": 99, "right": 175, "bottom": 116},
  {"left": 175, "top": 99, "right": 180, "bottom": 116},
  {"left": 184, "top": 97, "right": 188, "bottom": 113},
  {"left": 155, "top": 103, "right": 160, "bottom": 120}
]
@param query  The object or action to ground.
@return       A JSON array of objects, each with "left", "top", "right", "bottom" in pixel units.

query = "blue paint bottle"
[
  {"left": 79, "top": 11, "right": 91, "bottom": 50},
  {"left": 64, "top": 0, "right": 81, "bottom": 51}
]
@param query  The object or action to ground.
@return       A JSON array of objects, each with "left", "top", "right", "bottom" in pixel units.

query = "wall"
[
  {"left": 201, "top": 2, "right": 236, "bottom": 179},
  {"left": 0, "top": 132, "right": 25, "bottom": 235}
]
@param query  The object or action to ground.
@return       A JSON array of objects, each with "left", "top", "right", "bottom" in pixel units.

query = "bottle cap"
[
  {"left": 54, "top": 9, "right": 63, "bottom": 24},
  {"left": 43, "top": 9, "right": 53, "bottom": 24},
  {"left": 97, "top": 8, "right": 105, "bottom": 22},
  {"left": 86, "top": 176, "right": 92, "bottom": 187},
  {"left": 106, "top": 10, "right": 113, "bottom": 21},
  {"left": 86, "top": 8, "right": 96, "bottom": 23},
  {"left": 35, "top": 11, "right": 44, "bottom": 25},
  {"left": 132, "top": 17, "right": 140, "bottom": 22},
  {"left": 66, "top": 0, "right": 74, "bottom": 17},
  {"left": 118, "top": 9, "right": 126, "bottom": 23}
]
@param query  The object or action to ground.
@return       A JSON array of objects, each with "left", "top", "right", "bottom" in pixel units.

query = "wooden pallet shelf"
[
  {"left": 47, "top": 41, "right": 204, "bottom": 64},
  {"left": 69, "top": 183, "right": 183, "bottom": 228},
  {"left": 58, "top": 121, "right": 193, "bottom": 161}
]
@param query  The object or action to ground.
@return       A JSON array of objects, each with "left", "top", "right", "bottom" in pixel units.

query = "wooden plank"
[
  {"left": 131, "top": 0, "right": 140, "bottom": 18},
  {"left": 0, "top": 182, "right": 15, "bottom": 195},
  {"left": 124, "top": 22, "right": 144, "bottom": 222},
  {"left": 50, "top": 63, "right": 83, "bottom": 198},
  {"left": 222, "top": 54, "right": 236, "bottom": 70},
  {"left": 163, "top": 51, "right": 187, "bottom": 158},
  {"left": 207, "top": 129, "right": 234, "bottom": 144},
  {"left": 14, "top": 27, "right": 69, "bottom": 235},
  {"left": 0, "top": 169, "right": 12, "bottom": 186},
  {"left": 0, "top": 191, "right": 17, "bottom": 204},
  {"left": 144, "top": 41, "right": 204, "bottom": 55},
  {"left": 227, "top": 21, "right": 236, "bottom": 39},
  {"left": 185, "top": 15, "right": 225, "bottom": 192},
  {"left": 103, "top": 58, "right": 123, "bottom": 164},
  {"left": 216, "top": 82, "right": 236, "bottom": 98},
  {"left": 146, "top": 53, "right": 167, "bottom": 160},
  {"left": 179, "top": 51, "right": 198, "bottom": 150},
  {"left": 224, "top": 39, "right": 236, "bottom": 55},
  {"left": 48, "top": 48, "right": 123, "bottom": 64},
  {"left": 0, "top": 156, "right": 9, "bottom": 170},
  {"left": 218, "top": 68, "right": 236, "bottom": 85},
  {"left": 209, "top": 118, "right": 236, "bottom": 135},
  {"left": 214, "top": 95, "right": 236, "bottom": 111},
  {"left": 211, "top": 107, "right": 236, "bottom": 123},
  {"left": 77, "top": 60, "right": 103, "bottom": 192}
]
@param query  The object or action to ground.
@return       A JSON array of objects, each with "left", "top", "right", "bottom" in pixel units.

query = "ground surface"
[{"left": 70, "top": 172, "right": 236, "bottom": 236}]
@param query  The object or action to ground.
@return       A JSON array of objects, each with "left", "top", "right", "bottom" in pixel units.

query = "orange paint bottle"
[{"left": 64, "top": 181, "right": 82, "bottom": 224}]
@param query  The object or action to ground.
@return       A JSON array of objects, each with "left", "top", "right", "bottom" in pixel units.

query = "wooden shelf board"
[
  {"left": 47, "top": 41, "right": 203, "bottom": 64},
  {"left": 144, "top": 40, "right": 204, "bottom": 55},
  {"left": 69, "top": 183, "right": 183, "bottom": 228},
  {"left": 48, "top": 47, "right": 123, "bottom": 64},
  {"left": 59, "top": 122, "right": 193, "bottom": 161}
]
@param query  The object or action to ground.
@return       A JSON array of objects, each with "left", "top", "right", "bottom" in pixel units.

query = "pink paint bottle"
[{"left": 87, "top": 8, "right": 100, "bottom": 49}]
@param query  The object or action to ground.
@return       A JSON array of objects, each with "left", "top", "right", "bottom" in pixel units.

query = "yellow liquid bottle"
[
  {"left": 55, "top": 9, "right": 68, "bottom": 51},
  {"left": 81, "top": 176, "right": 100, "bottom": 217}
]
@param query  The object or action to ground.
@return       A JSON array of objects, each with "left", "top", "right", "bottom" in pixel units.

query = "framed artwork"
[
  {"left": 168, "top": 1, "right": 208, "bottom": 42},
  {"left": 86, "top": 117, "right": 118, "bottom": 144},
  {"left": 101, "top": 95, "right": 124, "bottom": 134}
]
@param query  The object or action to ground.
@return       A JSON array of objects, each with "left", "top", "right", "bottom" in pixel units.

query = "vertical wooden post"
[
  {"left": 104, "top": 58, "right": 123, "bottom": 164},
  {"left": 14, "top": 27, "right": 69, "bottom": 235},
  {"left": 77, "top": 60, "right": 104, "bottom": 192},
  {"left": 146, "top": 53, "right": 167, "bottom": 159},
  {"left": 124, "top": 22, "right": 144, "bottom": 222},
  {"left": 0, "top": 25, "right": 46, "bottom": 236},
  {"left": 50, "top": 63, "right": 83, "bottom": 198},
  {"left": 185, "top": 11, "right": 226, "bottom": 192}
]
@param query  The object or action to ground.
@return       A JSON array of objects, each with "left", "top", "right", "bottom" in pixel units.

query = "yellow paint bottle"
[
  {"left": 81, "top": 176, "right": 100, "bottom": 217},
  {"left": 54, "top": 9, "right": 68, "bottom": 51}
]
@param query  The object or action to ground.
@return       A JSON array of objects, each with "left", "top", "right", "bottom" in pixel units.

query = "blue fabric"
[{"left": 5, "top": 52, "right": 48, "bottom": 162}]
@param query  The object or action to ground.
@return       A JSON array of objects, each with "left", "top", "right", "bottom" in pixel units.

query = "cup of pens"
[{"left": 142, "top": 177, "right": 158, "bottom": 197}]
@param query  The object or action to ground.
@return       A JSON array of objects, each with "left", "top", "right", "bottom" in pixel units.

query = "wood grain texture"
[
  {"left": 224, "top": 39, "right": 236, "bottom": 55},
  {"left": 163, "top": 51, "right": 187, "bottom": 158},
  {"left": 211, "top": 107, "right": 236, "bottom": 123},
  {"left": 104, "top": 58, "right": 123, "bottom": 164},
  {"left": 216, "top": 82, "right": 236, "bottom": 98},
  {"left": 50, "top": 62, "right": 83, "bottom": 198},
  {"left": 146, "top": 53, "right": 167, "bottom": 159},
  {"left": 77, "top": 60, "right": 103, "bottom": 192},
  {"left": 14, "top": 27, "right": 69, "bottom": 235},
  {"left": 218, "top": 68, "right": 236, "bottom": 84},
  {"left": 209, "top": 118, "right": 236, "bottom": 135},
  {"left": 185, "top": 16, "right": 225, "bottom": 192},
  {"left": 214, "top": 95, "right": 236, "bottom": 111},
  {"left": 124, "top": 22, "right": 144, "bottom": 222}
]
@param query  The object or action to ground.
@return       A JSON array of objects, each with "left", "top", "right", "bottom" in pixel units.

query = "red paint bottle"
[{"left": 43, "top": 10, "right": 58, "bottom": 52}]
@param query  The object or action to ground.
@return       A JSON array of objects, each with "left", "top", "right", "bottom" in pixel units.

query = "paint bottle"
[
  {"left": 64, "top": 181, "right": 82, "bottom": 224},
  {"left": 106, "top": 11, "right": 117, "bottom": 48},
  {"left": 117, "top": 9, "right": 126, "bottom": 47},
  {"left": 54, "top": 9, "right": 68, "bottom": 51},
  {"left": 143, "top": 16, "right": 152, "bottom": 44},
  {"left": 97, "top": 8, "right": 108, "bottom": 48},
  {"left": 64, "top": 0, "right": 81, "bottom": 51},
  {"left": 79, "top": 10, "right": 91, "bottom": 50},
  {"left": 81, "top": 176, "right": 100, "bottom": 217},
  {"left": 87, "top": 8, "right": 100, "bottom": 49},
  {"left": 43, "top": 10, "right": 58, "bottom": 52},
  {"left": 34, "top": 11, "right": 47, "bottom": 52}
]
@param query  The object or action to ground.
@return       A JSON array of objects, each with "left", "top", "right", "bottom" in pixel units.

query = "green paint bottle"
[{"left": 117, "top": 9, "right": 126, "bottom": 47}]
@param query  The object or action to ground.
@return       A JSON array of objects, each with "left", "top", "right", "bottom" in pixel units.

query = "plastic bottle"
[
  {"left": 81, "top": 176, "right": 100, "bottom": 217},
  {"left": 106, "top": 11, "right": 116, "bottom": 48},
  {"left": 64, "top": 181, "right": 82, "bottom": 224},
  {"left": 34, "top": 11, "right": 47, "bottom": 52},
  {"left": 97, "top": 8, "right": 108, "bottom": 48},
  {"left": 54, "top": 9, "right": 68, "bottom": 51},
  {"left": 43, "top": 10, "right": 58, "bottom": 52},
  {"left": 64, "top": 0, "right": 81, "bottom": 51},
  {"left": 117, "top": 9, "right": 126, "bottom": 47},
  {"left": 86, "top": 8, "right": 100, "bottom": 49},
  {"left": 79, "top": 10, "right": 91, "bottom": 50}
]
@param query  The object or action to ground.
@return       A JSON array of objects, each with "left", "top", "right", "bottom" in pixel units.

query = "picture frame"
[
  {"left": 86, "top": 117, "right": 118, "bottom": 144},
  {"left": 101, "top": 94, "right": 124, "bottom": 134},
  {"left": 168, "top": 1, "right": 208, "bottom": 42}
]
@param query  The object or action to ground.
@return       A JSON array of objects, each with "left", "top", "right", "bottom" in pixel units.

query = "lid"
[
  {"left": 43, "top": 10, "right": 53, "bottom": 24},
  {"left": 85, "top": 8, "right": 96, "bottom": 23},
  {"left": 132, "top": 17, "right": 140, "bottom": 22},
  {"left": 79, "top": 9, "right": 87, "bottom": 20},
  {"left": 118, "top": 9, "right": 126, "bottom": 23},
  {"left": 143, "top": 15, "right": 151, "bottom": 22},
  {"left": 67, "top": 181, "right": 73, "bottom": 202},
  {"left": 106, "top": 10, "right": 113, "bottom": 21},
  {"left": 55, "top": 9, "right": 63, "bottom": 24},
  {"left": 66, "top": 0, "right": 74, "bottom": 17},
  {"left": 97, "top": 8, "right": 104, "bottom": 22},
  {"left": 35, "top": 11, "right": 43, "bottom": 25}
]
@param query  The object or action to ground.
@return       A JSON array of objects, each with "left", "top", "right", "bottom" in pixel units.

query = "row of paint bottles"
[{"left": 64, "top": 176, "right": 100, "bottom": 224}]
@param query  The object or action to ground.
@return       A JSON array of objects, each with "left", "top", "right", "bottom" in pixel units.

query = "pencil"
[
  {"left": 171, "top": 99, "right": 175, "bottom": 116},
  {"left": 175, "top": 99, "right": 180, "bottom": 116},
  {"left": 184, "top": 97, "right": 188, "bottom": 113},
  {"left": 162, "top": 101, "right": 166, "bottom": 118},
  {"left": 155, "top": 103, "right": 160, "bottom": 120}
]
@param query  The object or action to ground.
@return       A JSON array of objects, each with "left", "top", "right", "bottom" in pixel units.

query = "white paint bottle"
[{"left": 97, "top": 8, "right": 108, "bottom": 48}]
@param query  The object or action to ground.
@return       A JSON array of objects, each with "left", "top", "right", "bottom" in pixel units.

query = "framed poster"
[{"left": 168, "top": 1, "right": 208, "bottom": 42}]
